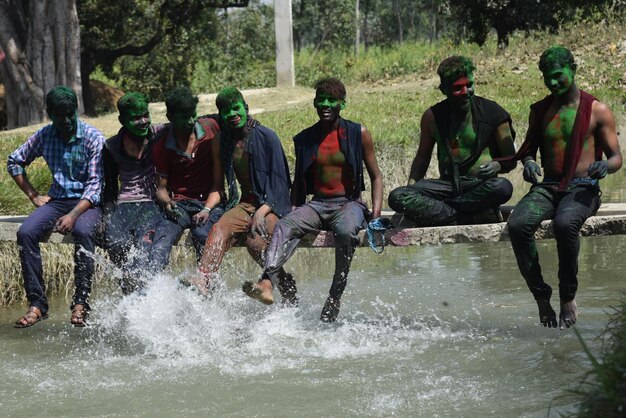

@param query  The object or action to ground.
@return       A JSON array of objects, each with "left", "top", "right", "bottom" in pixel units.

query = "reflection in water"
[{"left": 0, "top": 237, "right": 625, "bottom": 417}]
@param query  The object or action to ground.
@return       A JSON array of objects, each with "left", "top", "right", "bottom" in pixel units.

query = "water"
[{"left": 1, "top": 236, "right": 626, "bottom": 417}]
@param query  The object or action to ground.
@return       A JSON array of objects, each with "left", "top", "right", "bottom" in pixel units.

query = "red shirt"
[{"left": 153, "top": 117, "right": 220, "bottom": 202}]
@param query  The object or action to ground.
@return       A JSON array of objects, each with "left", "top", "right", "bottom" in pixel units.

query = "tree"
[{"left": 0, "top": 0, "right": 82, "bottom": 129}]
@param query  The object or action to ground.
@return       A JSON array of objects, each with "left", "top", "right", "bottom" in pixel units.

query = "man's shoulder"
[
  {"left": 78, "top": 120, "right": 105, "bottom": 142},
  {"left": 253, "top": 124, "right": 279, "bottom": 141}
]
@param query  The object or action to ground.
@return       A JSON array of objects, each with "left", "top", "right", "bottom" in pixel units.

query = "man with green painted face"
[
  {"left": 507, "top": 46, "right": 622, "bottom": 329},
  {"left": 192, "top": 87, "right": 295, "bottom": 299},
  {"left": 149, "top": 87, "right": 225, "bottom": 271},
  {"left": 102, "top": 92, "right": 165, "bottom": 294},
  {"left": 8, "top": 86, "right": 105, "bottom": 328},
  {"left": 243, "top": 77, "right": 384, "bottom": 322},
  {"left": 388, "top": 56, "right": 517, "bottom": 226}
]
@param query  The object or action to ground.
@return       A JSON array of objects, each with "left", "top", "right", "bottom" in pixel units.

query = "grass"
[
  {"left": 0, "top": 16, "right": 625, "bottom": 305},
  {"left": 566, "top": 300, "right": 626, "bottom": 417}
]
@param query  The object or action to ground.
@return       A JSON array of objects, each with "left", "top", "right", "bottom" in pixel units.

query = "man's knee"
[
  {"left": 388, "top": 187, "right": 407, "bottom": 211},
  {"left": 552, "top": 216, "right": 582, "bottom": 239},
  {"left": 487, "top": 177, "right": 513, "bottom": 202},
  {"left": 507, "top": 214, "right": 531, "bottom": 239},
  {"left": 16, "top": 224, "right": 41, "bottom": 244}
]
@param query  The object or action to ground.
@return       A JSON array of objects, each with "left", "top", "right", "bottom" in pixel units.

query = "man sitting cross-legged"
[
  {"left": 243, "top": 77, "right": 383, "bottom": 322},
  {"left": 191, "top": 87, "right": 296, "bottom": 299},
  {"left": 506, "top": 46, "right": 622, "bottom": 329},
  {"left": 388, "top": 56, "right": 517, "bottom": 226}
]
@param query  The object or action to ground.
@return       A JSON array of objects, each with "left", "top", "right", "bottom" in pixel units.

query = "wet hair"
[
  {"left": 314, "top": 77, "right": 346, "bottom": 101},
  {"left": 165, "top": 86, "right": 198, "bottom": 115},
  {"left": 437, "top": 56, "right": 476, "bottom": 89},
  {"left": 215, "top": 87, "right": 245, "bottom": 113},
  {"left": 46, "top": 86, "right": 78, "bottom": 112},
  {"left": 117, "top": 92, "right": 149, "bottom": 118},
  {"left": 539, "top": 46, "right": 576, "bottom": 73}
]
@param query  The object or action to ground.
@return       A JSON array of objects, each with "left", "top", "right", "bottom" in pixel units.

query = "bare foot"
[
  {"left": 536, "top": 299, "right": 557, "bottom": 328},
  {"left": 559, "top": 299, "right": 578, "bottom": 329},
  {"left": 13, "top": 306, "right": 48, "bottom": 329},
  {"left": 242, "top": 279, "right": 274, "bottom": 305},
  {"left": 187, "top": 272, "right": 213, "bottom": 296}
]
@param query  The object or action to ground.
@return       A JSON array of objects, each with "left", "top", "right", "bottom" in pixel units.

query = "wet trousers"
[
  {"left": 263, "top": 197, "right": 368, "bottom": 300},
  {"left": 105, "top": 201, "right": 160, "bottom": 292},
  {"left": 149, "top": 199, "right": 224, "bottom": 271},
  {"left": 507, "top": 184, "right": 601, "bottom": 302},
  {"left": 388, "top": 177, "right": 512, "bottom": 226},
  {"left": 16, "top": 199, "right": 101, "bottom": 315},
  {"left": 198, "top": 202, "right": 286, "bottom": 277}
]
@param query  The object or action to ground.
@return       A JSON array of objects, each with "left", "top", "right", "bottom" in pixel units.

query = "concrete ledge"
[{"left": 1, "top": 204, "right": 626, "bottom": 247}]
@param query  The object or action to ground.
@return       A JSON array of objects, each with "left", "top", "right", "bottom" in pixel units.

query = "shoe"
[
  {"left": 70, "top": 304, "right": 89, "bottom": 327},
  {"left": 13, "top": 306, "right": 48, "bottom": 329},
  {"left": 277, "top": 273, "right": 298, "bottom": 307},
  {"left": 320, "top": 297, "right": 341, "bottom": 323}
]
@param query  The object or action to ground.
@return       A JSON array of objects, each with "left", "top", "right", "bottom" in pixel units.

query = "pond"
[{"left": 1, "top": 234, "right": 625, "bottom": 417}]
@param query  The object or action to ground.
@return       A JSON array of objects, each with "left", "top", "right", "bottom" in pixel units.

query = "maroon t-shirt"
[{"left": 153, "top": 117, "right": 220, "bottom": 202}]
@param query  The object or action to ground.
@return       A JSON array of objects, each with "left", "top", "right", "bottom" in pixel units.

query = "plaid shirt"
[{"left": 7, "top": 120, "right": 105, "bottom": 204}]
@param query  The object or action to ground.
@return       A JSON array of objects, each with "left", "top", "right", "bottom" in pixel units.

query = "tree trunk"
[
  {"left": 0, "top": 0, "right": 82, "bottom": 129},
  {"left": 354, "top": 0, "right": 360, "bottom": 56}
]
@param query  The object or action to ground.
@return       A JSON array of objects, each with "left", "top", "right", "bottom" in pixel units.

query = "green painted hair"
[
  {"left": 437, "top": 56, "right": 476, "bottom": 90},
  {"left": 539, "top": 46, "right": 576, "bottom": 72},
  {"left": 314, "top": 77, "right": 346, "bottom": 100},
  {"left": 165, "top": 86, "right": 198, "bottom": 115},
  {"left": 46, "top": 86, "right": 78, "bottom": 112},
  {"left": 215, "top": 87, "right": 245, "bottom": 113},
  {"left": 117, "top": 92, "right": 149, "bottom": 118}
]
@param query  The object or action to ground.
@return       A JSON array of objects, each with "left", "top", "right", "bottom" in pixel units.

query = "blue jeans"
[
  {"left": 16, "top": 199, "right": 101, "bottom": 315},
  {"left": 263, "top": 197, "right": 368, "bottom": 300},
  {"left": 149, "top": 199, "right": 224, "bottom": 271},
  {"left": 105, "top": 201, "right": 160, "bottom": 291}
]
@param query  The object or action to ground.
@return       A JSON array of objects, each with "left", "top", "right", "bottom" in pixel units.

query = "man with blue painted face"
[
  {"left": 388, "top": 56, "right": 517, "bottom": 226},
  {"left": 149, "top": 87, "right": 225, "bottom": 271},
  {"left": 102, "top": 92, "right": 165, "bottom": 294},
  {"left": 8, "top": 86, "right": 105, "bottom": 328},
  {"left": 507, "top": 46, "right": 622, "bottom": 329},
  {"left": 243, "top": 77, "right": 383, "bottom": 323}
]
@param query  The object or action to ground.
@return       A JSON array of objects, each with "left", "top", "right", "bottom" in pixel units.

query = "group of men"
[{"left": 7, "top": 45, "right": 621, "bottom": 331}]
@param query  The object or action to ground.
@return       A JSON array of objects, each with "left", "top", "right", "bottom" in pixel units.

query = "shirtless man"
[
  {"left": 388, "top": 56, "right": 516, "bottom": 226},
  {"left": 507, "top": 46, "right": 622, "bottom": 329},
  {"left": 243, "top": 77, "right": 383, "bottom": 322},
  {"left": 193, "top": 87, "right": 295, "bottom": 300}
]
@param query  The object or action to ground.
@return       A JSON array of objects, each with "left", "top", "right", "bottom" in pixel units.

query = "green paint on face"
[
  {"left": 121, "top": 102, "right": 151, "bottom": 138},
  {"left": 171, "top": 109, "right": 197, "bottom": 131},
  {"left": 49, "top": 107, "right": 78, "bottom": 139},
  {"left": 542, "top": 64, "right": 574, "bottom": 96},
  {"left": 314, "top": 94, "right": 342, "bottom": 110},
  {"left": 220, "top": 100, "right": 248, "bottom": 129}
]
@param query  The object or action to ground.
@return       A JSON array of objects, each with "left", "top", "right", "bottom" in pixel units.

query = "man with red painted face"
[
  {"left": 149, "top": 87, "right": 225, "bottom": 271},
  {"left": 506, "top": 46, "right": 622, "bottom": 329},
  {"left": 8, "top": 86, "right": 105, "bottom": 328},
  {"left": 388, "top": 56, "right": 517, "bottom": 226},
  {"left": 191, "top": 87, "right": 295, "bottom": 300},
  {"left": 102, "top": 92, "right": 165, "bottom": 294},
  {"left": 243, "top": 77, "right": 383, "bottom": 322}
]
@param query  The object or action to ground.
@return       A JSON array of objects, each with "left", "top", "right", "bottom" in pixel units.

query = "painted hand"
[
  {"left": 31, "top": 195, "right": 51, "bottom": 207},
  {"left": 523, "top": 160, "right": 542, "bottom": 184},
  {"left": 54, "top": 213, "right": 77, "bottom": 235},
  {"left": 477, "top": 161, "right": 501, "bottom": 179},
  {"left": 250, "top": 211, "right": 268, "bottom": 240},
  {"left": 165, "top": 201, "right": 182, "bottom": 220},
  {"left": 192, "top": 208, "right": 211, "bottom": 226},
  {"left": 587, "top": 160, "right": 609, "bottom": 179}
]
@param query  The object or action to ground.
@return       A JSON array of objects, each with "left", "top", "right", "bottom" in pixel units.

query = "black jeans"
[
  {"left": 388, "top": 177, "right": 512, "bottom": 226},
  {"left": 507, "top": 183, "right": 601, "bottom": 302}
]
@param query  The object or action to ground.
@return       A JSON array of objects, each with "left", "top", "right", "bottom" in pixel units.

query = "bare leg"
[
  {"left": 242, "top": 278, "right": 274, "bottom": 305},
  {"left": 536, "top": 299, "right": 557, "bottom": 328},
  {"left": 559, "top": 299, "right": 578, "bottom": 329}
]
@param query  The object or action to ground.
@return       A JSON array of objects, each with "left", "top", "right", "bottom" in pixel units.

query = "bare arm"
[
  {"left": 55, "top": 199, "right": 92, "bottom": 234},
  {"left": 205, "top": 134, "right": 224, "bottom": 210},
  {"left": 362, "top": 126, "right": 383, "bottom": 219},
  {"left": 408, "top": 110, "right": 436, "bottom": 185},
  {"left": 12, "top": 174, "right": 50, "bottom": 207},
  {"left": 492, "top": 121, "right": 517, "bottom": 173},
  {"left": 593, "top": 101, "right": 622, "bottom": 174}
]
